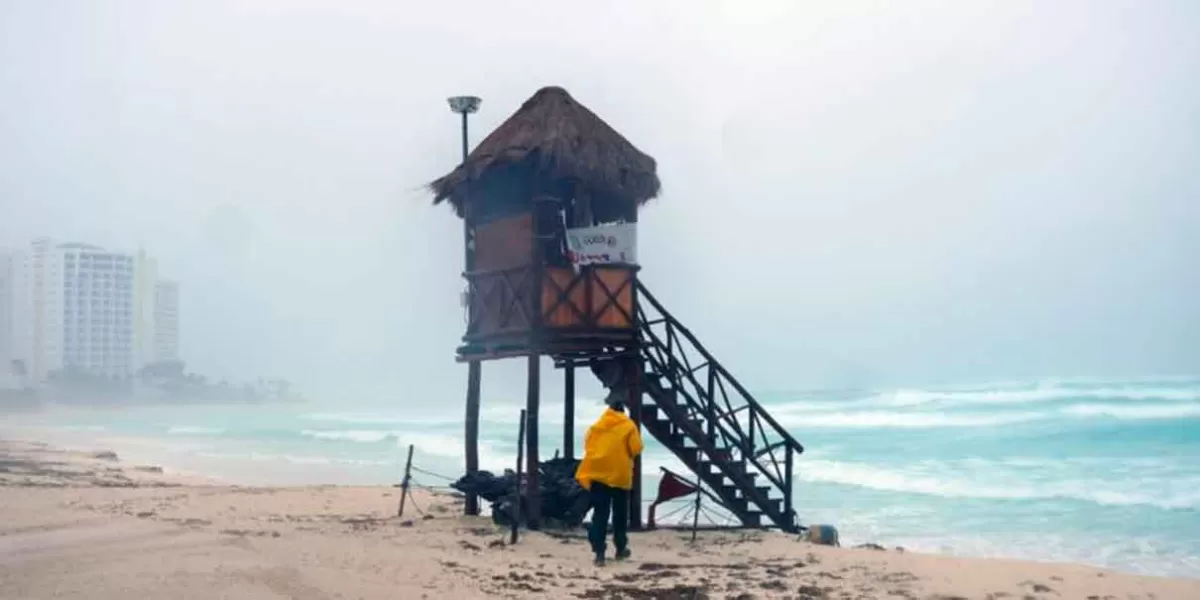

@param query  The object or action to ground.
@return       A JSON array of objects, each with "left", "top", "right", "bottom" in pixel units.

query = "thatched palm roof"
[{"left": 430, "top": 86, "right": 660, "bottom": 219}]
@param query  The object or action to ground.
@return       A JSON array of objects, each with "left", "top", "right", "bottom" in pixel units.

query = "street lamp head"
[{"left": 447, "top": 96, "right": 482, "bottom": 114}]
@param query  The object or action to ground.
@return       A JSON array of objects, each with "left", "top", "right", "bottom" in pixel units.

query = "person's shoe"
[
  {"left": 593, "top": 554, "right": 606, "bottom": 567},
  {"left": 615, "top": 548, "right": 631, "bottom": 561}
]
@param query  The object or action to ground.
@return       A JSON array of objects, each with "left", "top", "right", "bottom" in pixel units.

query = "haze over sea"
[{"left": 6, "top": 375, "right": 1199, "bottom": 578}]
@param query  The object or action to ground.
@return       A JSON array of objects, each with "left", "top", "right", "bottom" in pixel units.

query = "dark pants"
[{"left": 587, "top": 481, "right": 629, "bottom": 556}]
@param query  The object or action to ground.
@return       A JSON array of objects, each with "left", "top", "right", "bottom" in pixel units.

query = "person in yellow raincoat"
[{"left": 575, "top": 393, "right": 644, "bottom": 566}]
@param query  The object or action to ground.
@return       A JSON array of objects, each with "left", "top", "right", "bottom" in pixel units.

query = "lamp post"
[
  {"left": 448, "top": 95, "right": 481, "bottom": 269},
  {"left": 448, "top": 95, "right": 483, "bottom": 516},
  {"left": 448, "top": 96, "right": 480, "bottom": 158},
  {"left": 447, "top": 95, "right": 481, "bottom": 266}
]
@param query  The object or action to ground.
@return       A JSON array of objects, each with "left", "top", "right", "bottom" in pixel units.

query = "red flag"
[{"left": 647, "top": 470, "right": 697, "bottom": 528}]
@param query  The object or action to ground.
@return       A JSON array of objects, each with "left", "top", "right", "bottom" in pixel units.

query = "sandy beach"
[{"left": 0, "top": 438, "right": 1196, "bottom": 600}]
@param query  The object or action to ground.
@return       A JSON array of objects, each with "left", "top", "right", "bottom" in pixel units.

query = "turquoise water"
[{"left": 6, "top": 376, "right": 1200, "bottom": 577}]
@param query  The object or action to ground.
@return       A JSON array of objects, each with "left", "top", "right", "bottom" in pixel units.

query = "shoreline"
[
  {"left": 2, "top": 437, "right": 1198, "bottom": 599},
  {"left": 4, "top": 415, "right": 1200, "bottom": 578}
]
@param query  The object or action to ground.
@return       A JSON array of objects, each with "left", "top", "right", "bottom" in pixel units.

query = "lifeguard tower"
[{"left": 430, "top": 86, "right": 803, "bottom": 532}]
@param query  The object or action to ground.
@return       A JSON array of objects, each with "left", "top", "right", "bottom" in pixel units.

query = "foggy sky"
[{"left": 2, "top": 0, "right": 1197, "bottom": 403}]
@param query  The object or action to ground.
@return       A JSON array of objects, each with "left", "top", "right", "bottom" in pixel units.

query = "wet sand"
[{"left": 1, "top": 438, "right": 1197, "bottom": 599}]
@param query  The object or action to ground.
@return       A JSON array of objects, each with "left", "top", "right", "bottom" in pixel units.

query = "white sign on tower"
[{"left": 565, "top": 223, "right": 637, "bottom": 266}]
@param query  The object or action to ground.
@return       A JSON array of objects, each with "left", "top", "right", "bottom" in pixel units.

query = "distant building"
[
  {"left": 10, "top": 238, "right": 64, "bottom": 383},
  {"left": 153, "top": 280, "right": 180, "bottom": 362},
  {"left": 2, "top": 238, "right": 183, "bottom": 385},
  {"left": 0, "top": 248, "right": 16, "bottom": 389},
  {"left": 9, "top": 238, "right": 136, "bottom": 382},
  {"left": 133, "top": 250, "right": 159, "bottom": 368}
]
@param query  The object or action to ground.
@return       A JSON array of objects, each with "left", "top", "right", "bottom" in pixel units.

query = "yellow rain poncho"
[{"left": 575, "top": 407, "right": 644, "bottom": 490}]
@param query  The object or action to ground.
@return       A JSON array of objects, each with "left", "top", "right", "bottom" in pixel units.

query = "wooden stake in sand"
[
  {"left": 512, "top": 409, "right": 526, "bottom": 545},
  {"left": 398, "top": 444, "right": 415, "bottom": 517}
]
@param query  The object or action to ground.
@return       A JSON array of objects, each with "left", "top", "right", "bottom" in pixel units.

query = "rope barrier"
[
  {"left": 404, "top": 480, "right": 427, "bottom": 516},
  {"left": 410, "top": 478, "right": 455, "bottom": 494},
  {"left": 410, "top": 465, "right": 457, "bottom": 483},
  {"left": 414, "top": 482, "right": 456, "bottom": 492}
]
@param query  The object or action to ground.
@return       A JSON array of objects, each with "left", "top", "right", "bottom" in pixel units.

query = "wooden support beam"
[
  {"left": 628, "top": 355, "right": 644, "bottom": 530},
  {"left": 784, "top": 446, "right": 795, "bottom": 532},
  {"left": 525, "top": 354, "right": 542, "bottom": 529},
  {"left": 512, "top": 409, "right": 526, "bottom": 544},
  {"left": 563, "top": 364, "right": 575, "bottom": 460},
  {"left": 464, "top": 361, "right": 482, "bottom": 516}
]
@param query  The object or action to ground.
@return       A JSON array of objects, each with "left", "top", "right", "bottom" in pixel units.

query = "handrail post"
[
  {"left": 706, "top": 367, "right": 716, "bottom": 441},
  {"left": 563, "top": 364, "right": 575, "bottom": 460},
  {"left": 629, "top": 353, "right": 645, "bottom": 530},
  {"left": 749, "top": 412, "right": 756, "bottom": 453}
]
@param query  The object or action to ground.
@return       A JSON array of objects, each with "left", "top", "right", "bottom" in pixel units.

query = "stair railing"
[{"left": 634, "top": 281, "right": 803, "bottom": 528}]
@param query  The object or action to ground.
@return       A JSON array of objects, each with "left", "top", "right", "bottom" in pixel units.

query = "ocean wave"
[
  {"left": 296, "top": 429, "right": 508, "bottom": 471},
  {"left": 867, "top": 385, "right": 1200, "bottom": 407},
  {"left": 776, "top": 410, "right": 1045, "bottom": 429},
  {"left": 776, "top": 400, "right": 1200, "bottom": 430},
  {"left": 402, "top": 432, "right": 509, "bottom": 472},
  {"left": 300, "top": 403, "right": 599, "bottom": 428},
  {"left": 300, "top": 429, "right": 397, "bottom": 443},
  {"left": 798, "top": 459, "right": 1200, "bottom": 510},
  {"left": 300, "top": 413, "right": 409, "bottom": 425},
  {"left": 166, "top": 426, "right": 227, "bottom": 436},
  {"left": 299, "top": 412, "right": 459, "bottom": 426},
  {"left": 770, "top": 382, "right": 1200, "bottom": 414},
  {"left": 194, "top": 451, "right": 394, "bottom": 467},
  {"left": 58, "top": 425, "right": 108, "bottom": 432},
  {"left": 479, "top": 402, "right": 599, "bottom": 426},
  {"left": 1060, "top": 403, "right": 1200, "bottom": 420}
]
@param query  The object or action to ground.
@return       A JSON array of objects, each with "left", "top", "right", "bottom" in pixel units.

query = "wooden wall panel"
[
  {"left": 539, "top": 267, "right": 635, "bottom": 330},
  {"left": 471, "top": 268, "right": 533, "bottom": 336},
  {"left": 542, "top": 267, "right": 585, "bottom": 328},
  {"left": 593, "top": 269, "right": 634, "bottom": 328},
  {"left": 474, "top": 213, "right": 533, "bottom": 272}
]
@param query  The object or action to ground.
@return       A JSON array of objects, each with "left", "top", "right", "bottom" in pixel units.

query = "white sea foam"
[
  {"left": 57, "top": 425, "right": 108, "bottom": 432},
  {"left": 478, "top": 400, "right": 607, "bottom": 426},
  {"left": 400, "top": 432, "right": 509, "bottom": 472},
  {"left": 770, "top": 382, "right": 1200, "bottom": 415},
  {"left": 166, "top": 426, "right": 227, "bottom": 436},
  {"left": 798, "top": 459, "right": 1200, "bottom": 510},
  {"left": 774, "top": 400, "right": 1200, "bottom": 430},
  {"left": 776, "top": 410, "right": 1045, "bottom": 429},
  {"left": 300, "top": 413, "right": 409, "bottom": 425},
  {"left": 300, "top": 429, "right": 397, "bottom": 443},
  {"left": 300, "top": 401, "right": 599, "bottom": 429},
  {"left": 400, "top": 432, "right": 469, "bottom": 457},
  {"left": 1060, "top": 403, "right": 1200, "bottom": 420},
  {"left": 866, "top": 385, "right": 1200, "bottom": 407},
  {"left": 192, "top": 451, "right": 395, "bottom": 468},
  {"left": 298, "top": 412, "right": 459, "bottom": 426}
]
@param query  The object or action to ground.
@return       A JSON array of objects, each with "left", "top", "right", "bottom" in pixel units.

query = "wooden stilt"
[
  {"left": 628, "top": 355, "right": 644, "bottom": 530},
  {"left": 563, "top": 364, "right": 575, "bottom": 460},
  {"left": 525, "top": 354, "right": 541, "bottom": 529},
  {"left": 464, "top": 361, "right": 482, "bottom": 516},
  {"left": 512, "top": 409, "right": 526, "bottom": 544}
]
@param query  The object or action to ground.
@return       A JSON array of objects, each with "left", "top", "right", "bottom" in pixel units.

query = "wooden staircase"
[{"left": 594, "top": 282, "right": 805, "bottom": 532}]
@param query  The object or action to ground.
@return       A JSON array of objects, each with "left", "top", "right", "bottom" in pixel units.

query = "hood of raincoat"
[{"left": 593, "top": 407, "right": 632, "bottom": 432}]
